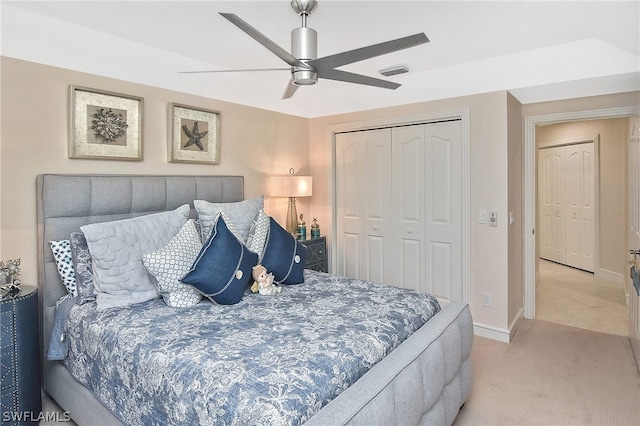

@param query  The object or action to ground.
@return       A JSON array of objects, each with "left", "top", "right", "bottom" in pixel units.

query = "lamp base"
[{"left": 286, "top": 197, "right": 298, "bottom": 234}]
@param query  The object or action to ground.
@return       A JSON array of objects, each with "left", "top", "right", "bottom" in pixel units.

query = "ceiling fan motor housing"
[{"left": 291, "top": 27, "right": 317, "bottom": 85}]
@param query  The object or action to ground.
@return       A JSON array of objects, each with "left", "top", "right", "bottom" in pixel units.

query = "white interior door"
[
  {"left": 565, "top": 143, "right": 595, "bottom": 271},
  {"left": 391, "top": 125, "right": 426, "bottom": 290},
  {"left": 539, "top": 146, "right": 566, "bottom": 263},
  {"left": 538, "top": 142, "right": 594, "bottom": 272},
  {"left": 335, "top": 120, "right": 462, "bottom": 303},
  {"left": 423, "top": 121, "right": 463, "bottom": 302},
  {"left": 335, "top": 128, "right": 392, "bottom": 283}
]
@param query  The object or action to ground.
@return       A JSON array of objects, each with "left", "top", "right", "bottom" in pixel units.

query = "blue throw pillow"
[
  {"left": 181, "top": 215, "right": 257, "bottom": 305},
  {"left": 261, "top": 218, "right": 307, "bottom": 285}
]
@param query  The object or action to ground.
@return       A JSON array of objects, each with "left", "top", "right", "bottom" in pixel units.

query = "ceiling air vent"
[{"left": 379, "top": 65, "right": 409, "bottom": 77}]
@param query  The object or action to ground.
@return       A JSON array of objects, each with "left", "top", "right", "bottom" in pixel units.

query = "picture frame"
[
  {"left": 69, "top": 86, "right": 143, "bottom": 160},
  {"left": 169, "top": 103, "right": 221, "bottom": 164}
]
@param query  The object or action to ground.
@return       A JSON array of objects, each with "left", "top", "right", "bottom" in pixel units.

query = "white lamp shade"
[{"left": 270, "top": 175, "right": 312, "bottom": 197}]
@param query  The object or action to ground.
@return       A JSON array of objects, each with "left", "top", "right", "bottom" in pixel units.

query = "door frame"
[
  {"left": 523, "top": 106, "right": 639, "bottom": 319},
  {"left": 328, "top": 108, "right": 471, "bottom": 303}
]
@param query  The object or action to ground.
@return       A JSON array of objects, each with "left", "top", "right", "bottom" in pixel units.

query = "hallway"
[{"left": 536, "top": 259, "right": 629, "bottom": 336}]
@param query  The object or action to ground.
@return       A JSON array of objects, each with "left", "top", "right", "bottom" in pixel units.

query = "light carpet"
[{"left": 453, "top": 319, "right": 640, "bottom": 426}]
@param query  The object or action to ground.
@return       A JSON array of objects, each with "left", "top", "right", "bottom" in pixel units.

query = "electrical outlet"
[{"left": 482, "top": 293, "right": 491, "bottom": 307}]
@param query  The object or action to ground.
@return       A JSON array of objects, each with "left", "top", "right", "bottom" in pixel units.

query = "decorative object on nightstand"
[
  {"left": 1, "top": 285, "right": 42, "bottom": 425},
  {"left": 298, "top": 214, "right": 307, "bottom": 240},
  {"left": 311, "top": 217, "right": 320, "bottom": 239},
  {"left": 300, "top": 236, "right": 327, "bottom": 273},
  {"left": 270, "top": 169, "right": 312, "bottom": 234}
]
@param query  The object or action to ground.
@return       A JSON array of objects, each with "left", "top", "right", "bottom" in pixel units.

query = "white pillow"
[
  {"left": 48, "top": 239, "right": 77, "bottom": 297},
  {"left": 194, "top": 196, "right": 264, "bottom": 242},
  {"left": 143, "top": 220, "right": 203, "bottom": 308},
  {"left": 80, "top": 204, "right": 190, "bottom": 310}
]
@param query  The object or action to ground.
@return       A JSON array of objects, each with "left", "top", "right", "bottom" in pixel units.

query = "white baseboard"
[
  {"left": 473, "top": 323, "right": 510, "bottom": 343},
  {"left": 473, "top": 307, "right": 525, "bottom": 343},
  {"left": 596, "top": 268, "right": 624, "bottom": 284}
]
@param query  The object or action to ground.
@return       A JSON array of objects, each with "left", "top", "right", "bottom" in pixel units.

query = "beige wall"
[
  {"left": 309, "top": 91, "right": 514, "bottom": 332},
  {"left": 536, "top": 117, "right": 629, "bottom": 277},
  {"left": 0, "top": 57, "right": 309, "bottom": 285}
]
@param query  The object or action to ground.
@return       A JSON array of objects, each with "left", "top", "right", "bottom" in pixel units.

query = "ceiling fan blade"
[
  {"left": 282, "top": 78, "right": 300, "bottom": 99},
  {"left": 219, "top": 12, "right": 307, "bottom": 68},
  {"left": 318, "top": 68, "right": 400, "bottom": 90},
  {"left": 179, "top": 68, "right": 290, "bottom": 74},
  {"left": 308, "top": 33, "right": 429, "bottom": 71}
]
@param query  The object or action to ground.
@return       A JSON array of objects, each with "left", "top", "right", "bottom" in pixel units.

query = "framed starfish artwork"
[
  {"left": 69, "top": 86, "right": 143, "bottom": 160},
  {"left": 169, "top": 103, "right": 221, "bottom": 164}
]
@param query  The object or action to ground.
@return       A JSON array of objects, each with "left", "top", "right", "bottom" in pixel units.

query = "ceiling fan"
[{"left": 181, "top": 0, "right": 430, "bottom": 99}]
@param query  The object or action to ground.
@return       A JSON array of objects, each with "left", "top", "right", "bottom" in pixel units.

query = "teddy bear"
[{"left": 251, "top": 264, "right": 282, "bottom": 296}]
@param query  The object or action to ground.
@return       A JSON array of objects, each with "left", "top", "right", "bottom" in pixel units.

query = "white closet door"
[
  {"left": 423, "top": 121, "right": 463, "bottom": 302},
  {"left": 539, "top": 146, "right": 566, "bottom": 263},
  {"left": 391, "top": 125, "right": 426, "bottom": 289},
  {"left": 538, "top": 142, "right": 594, "bottom": 272},
  {"left": 335, "top": 129, "right": 392, "bottom": 283},
  {"left": 565, "top": 143, "right": 594, "bottom": 271},
  {"left": 335, "top": 120, "right": 462, "bottom": 302}
]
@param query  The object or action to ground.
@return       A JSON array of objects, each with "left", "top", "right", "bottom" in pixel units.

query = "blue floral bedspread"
[{"left": 64, "top": 270, "right": 440, "bottom": 426}]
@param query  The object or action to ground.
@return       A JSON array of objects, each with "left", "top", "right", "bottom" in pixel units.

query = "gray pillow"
[
  {"left": 80, "top": 204, "right": 190, "bottom": 310},
  {"left": 194, "top": 196, "right": 264, "bottom": 242}
]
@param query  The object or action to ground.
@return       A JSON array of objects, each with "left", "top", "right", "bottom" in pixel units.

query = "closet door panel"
[
  {"left": 425, "top": 122, "right": 462, "bottom": 302},
  {"left": 565, "top": 147, "right": 582, "bottom": 268},
  {"left": 336, "top": 129, "right": 392, "bottom": 280},
  {"left": 539, "top": 146, "right": 566, "bottom": 263},
  {"left": 580, "top": 144, "right": 595, "bottom": 271},
  {"left": 392, "top": 126, "right": 426, "bottom": 289}
]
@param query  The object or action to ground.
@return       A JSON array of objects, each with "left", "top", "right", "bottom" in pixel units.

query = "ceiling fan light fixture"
[
  {"left": 379, "top": 64, "right": 410, "bottom": 77},
  {"left": 292, "top": 67, "right": 317, "bottom": 85}
]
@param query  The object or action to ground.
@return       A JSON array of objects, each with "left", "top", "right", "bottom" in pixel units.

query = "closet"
[
  {"left": 538, "top": 141, "right": 595, "bottom": 272},
  {"left": 335, "top": 120, "right": 463, "bottom": 303}
]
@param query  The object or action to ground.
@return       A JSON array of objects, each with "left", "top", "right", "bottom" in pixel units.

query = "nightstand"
[
  {"left": 1, "top": 286, "right": 42, "bottom": 425},
  {"left": 300, "top": 236, "right": 327, "bottom": 273}
]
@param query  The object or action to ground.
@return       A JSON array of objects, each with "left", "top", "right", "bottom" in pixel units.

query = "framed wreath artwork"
[
  {"left": 169, "top": 103, "right": 221, "bottom": 164},
  {"left": 69, "top": 86, "right": 143, "bottom": 160}
]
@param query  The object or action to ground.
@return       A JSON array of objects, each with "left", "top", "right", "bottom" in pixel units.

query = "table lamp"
[{"left": 271, "top": 169, "right": 312, "bottom": 234}]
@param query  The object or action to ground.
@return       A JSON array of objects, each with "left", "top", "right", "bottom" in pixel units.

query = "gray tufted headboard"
[{"left": 36, "top": 174, "right": 244, "bottom": 382}]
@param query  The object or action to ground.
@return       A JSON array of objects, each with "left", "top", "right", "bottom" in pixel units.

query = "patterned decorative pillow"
[
  {"left": 261, "top": 218, "right": 307, "bottom": 285},
  {"left": 48, "top": 239, "right": 77, "bottom": 297},
  {"left": 246, "top": 209, "right": 269, "bottom": 260},
  {"left": 143, "top": 220, "right": 203, "bottom": 308},
  {"left": 194, "top": 196, "right": 264, "bottom": 243},
  {"left": 70, "top": 232, "right": 95, "bottom": 304},
  {"left": 80, "top": 204, "right": 190, "bottom": 310},
  {"left": 181, "top": 215, "right": 258, "bottom": 305}
]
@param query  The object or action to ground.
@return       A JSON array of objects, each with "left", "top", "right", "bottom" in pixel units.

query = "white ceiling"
[{"left": 2, "top": 1, "right": 639, "bottom": 118}]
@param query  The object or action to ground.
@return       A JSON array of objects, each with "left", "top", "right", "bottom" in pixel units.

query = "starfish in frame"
[{"left": 182, "top": 121, "right": 208, "bottom": 151}]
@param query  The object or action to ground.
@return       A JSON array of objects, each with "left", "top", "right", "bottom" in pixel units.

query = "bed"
[{"left": 37, "top": 174, "right": 473, "bottom": 425}]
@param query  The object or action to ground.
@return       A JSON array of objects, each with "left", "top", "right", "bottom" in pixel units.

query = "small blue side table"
[{"left": 1, "top": 286, "right": 42, "bottom": 425}]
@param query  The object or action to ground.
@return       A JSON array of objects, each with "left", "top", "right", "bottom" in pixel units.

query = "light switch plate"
[{"left": 479, "top": 210, "right": 487, "bottom": 224}]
